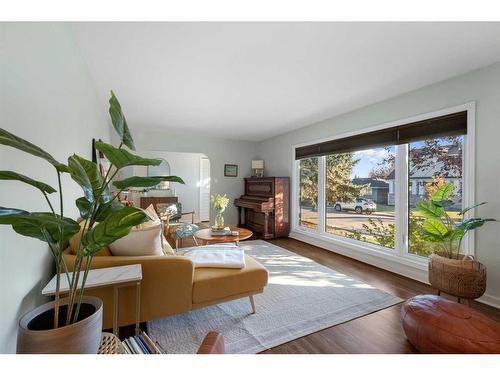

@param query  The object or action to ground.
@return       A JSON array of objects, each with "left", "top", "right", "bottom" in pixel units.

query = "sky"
[{"left": 352, "top": 146, "right": 394, "bottom": 178}]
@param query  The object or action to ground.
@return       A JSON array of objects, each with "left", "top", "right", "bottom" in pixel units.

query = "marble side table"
[{"left": 43, "top": 264, "right": 142, "bottom": 336}]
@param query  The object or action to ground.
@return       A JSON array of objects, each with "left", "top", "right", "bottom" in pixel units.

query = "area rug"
[{"left": 147, "top": 240, "right": 403, "bottom": 353}]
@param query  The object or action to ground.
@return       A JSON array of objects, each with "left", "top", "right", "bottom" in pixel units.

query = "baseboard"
[
  {"left": 289, "top": 230, "right": 500, "bottom": 309},
  {"left": 477, "top": 293, "right": 500, "bottom": 309}
]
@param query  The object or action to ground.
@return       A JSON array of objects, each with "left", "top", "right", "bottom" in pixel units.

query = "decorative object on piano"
[
  {"left": 211, "top": 194, "right": 230, "bottom": 230},
  {"left": 224, "top": 164, "right": 238, "bottom": 177},
  {"left": 234, "top": 177, "right": 290, "bottom": 239},
  {"left": 251, "top": 160, "right": 265, "bottom": 177}
]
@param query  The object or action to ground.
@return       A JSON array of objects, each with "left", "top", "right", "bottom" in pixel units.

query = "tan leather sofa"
[{"left": 63, "top": 240, "right": 268, "bottom": 329}]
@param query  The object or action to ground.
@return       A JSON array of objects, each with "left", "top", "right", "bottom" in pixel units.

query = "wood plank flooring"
[
  {"left": 262, "top": 237, "right": 500, "bottom": 353},
  {"left": 134, "top": 230, "right": 500, "bottom": 354}
]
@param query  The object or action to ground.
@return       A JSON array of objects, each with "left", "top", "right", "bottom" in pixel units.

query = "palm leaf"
[
  {"left": 0, "top": 128, "right": 67, "bottom": 172},
  {"left": 0, "top": 208, "right": 80, "bottom": 243},
  {"left": 460, "top": 202, "right": 487, "bottom": 216},
  {"left": 94, "top": 141, "right": 161, "bottom": 170},
  {"left": 0, "top": 170, "right": 56, "bottom": 194},
  {"left": 416, "top": 200, "right": 444, "bottom": 219},
  {"left": 113, "top": 175, "right": 185, "bottom": 190},
  {"left": 68, "top": 155, "right": 103, "bottom": 202},
  {"left": 431, "top": 182, "right": 454, "bottom": 202},
  {"left": 422, "top": 218, "right": 449, "bottom": 237},
  {"left": 109, "top": 91, "right": 135, "bottom": 150},
  {"left": 81, "top": 206, "right": 147, "bottom": 255}
]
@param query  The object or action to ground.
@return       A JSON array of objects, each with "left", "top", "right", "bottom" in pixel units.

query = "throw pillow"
[
  {"left": 109, "top": 222, "right": 164, "bottom": 256},
  {"left": 69, "top": 222, "right": 111, "bottom": 256}
]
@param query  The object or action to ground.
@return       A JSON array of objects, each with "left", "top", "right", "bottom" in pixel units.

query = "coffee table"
[{"left": 194, "top": 226, "right": 253, "bottom": 245}]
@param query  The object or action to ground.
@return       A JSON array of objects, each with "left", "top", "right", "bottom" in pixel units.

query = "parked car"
[{"left": 334, "top": 198, "right": 376, "bottom": 214}]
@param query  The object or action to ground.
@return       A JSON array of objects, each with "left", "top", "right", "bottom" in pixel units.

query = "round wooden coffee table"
[{"left": 194, "top": 227, "right": 253, "bottom": 245}]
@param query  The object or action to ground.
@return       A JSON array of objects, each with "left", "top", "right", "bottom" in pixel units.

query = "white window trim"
[{"left": 291, "top": 101, "right": 476, "bottom": 275}]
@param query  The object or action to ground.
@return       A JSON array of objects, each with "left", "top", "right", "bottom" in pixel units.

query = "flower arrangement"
[
  {"left": 211, "top": 194, "right": 230, "bottom": 213},
  {"left": 211, "top": 194, "right": 230, "bottom": 229}
]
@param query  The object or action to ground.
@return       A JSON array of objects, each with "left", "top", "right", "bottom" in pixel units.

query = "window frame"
[{"left": 291, "top": 102, "right": 476, "bottom": 268}]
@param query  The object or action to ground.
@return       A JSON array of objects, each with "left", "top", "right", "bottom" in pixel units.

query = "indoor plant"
[
  {"left": 0, "top": 91, "right": 184, "bottom": 353},
  {"left": 211, "top": 194, "right": 230, "bottom": 229},
  {"left": 417, "top": 182, "right": 496, "bottom": 302}
]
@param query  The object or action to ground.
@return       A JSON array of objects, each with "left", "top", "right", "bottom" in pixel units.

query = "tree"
[
  {"left": 299, "top": 153, "right": 367, "bottom": 210},
  {"left": 368, "top": 164, "right": 393, "bottom": 179},
  {"left": 379, "top": 135, "right": 463, "bottom": 177},
  {"left": 299, "top": 157, "right": 318, "bottom": 209},
  {"left": 325, "top": 153, "right": 366, "bottom": 205}
]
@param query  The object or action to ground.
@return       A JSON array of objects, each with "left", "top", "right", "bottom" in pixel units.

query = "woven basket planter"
[{"left": 428, "top": 253, "right": 487, "bottom": 300}]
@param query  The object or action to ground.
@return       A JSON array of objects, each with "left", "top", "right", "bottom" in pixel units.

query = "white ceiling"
[{"left": 72, "top": 22, "right": 500, "bottom": 141}]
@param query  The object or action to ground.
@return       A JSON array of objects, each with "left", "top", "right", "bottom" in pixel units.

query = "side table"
[{"left": 43, "top": 264, "right": 143, "bottom": 336}]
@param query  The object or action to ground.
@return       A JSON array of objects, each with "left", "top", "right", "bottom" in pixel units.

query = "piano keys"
[{"left": 234, "top": 177, "right": 290, "bottom": 239}]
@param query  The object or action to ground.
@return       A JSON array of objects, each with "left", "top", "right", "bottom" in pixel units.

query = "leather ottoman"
[{"left": 401, "top": 294, "right": 500, "bottom": 353}]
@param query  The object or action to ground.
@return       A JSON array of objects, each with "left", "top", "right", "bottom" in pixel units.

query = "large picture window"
[{"left": 294, "top": 106, "right": 472, "bottom": 262}]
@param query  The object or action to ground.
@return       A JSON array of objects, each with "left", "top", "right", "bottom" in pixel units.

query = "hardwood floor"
[
  {"left": 262, "top": 237, "right": 500, "bottom": 353},
  {"left": 133, "top": 231, "right": 500, "bottom": 354}
]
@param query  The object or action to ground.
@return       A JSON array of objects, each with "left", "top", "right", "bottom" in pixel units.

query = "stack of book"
[
  {"left": 122, "top": 332, "right": 163, "bottom": 354},
  {"left": 210, "top": 226, "right": 231, "bottom": 236}
]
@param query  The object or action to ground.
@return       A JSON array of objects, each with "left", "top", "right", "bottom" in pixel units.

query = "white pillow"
[{"left": 109, "top": 222, "right": 164, "bottom": 256}]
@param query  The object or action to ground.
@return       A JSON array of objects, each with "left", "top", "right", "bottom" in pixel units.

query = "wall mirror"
[{"left": 148, "top": 158, "right": 171, "bottom": 189}]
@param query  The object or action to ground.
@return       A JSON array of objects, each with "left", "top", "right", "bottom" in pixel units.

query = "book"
[
  {"left": 140, "top": 332, "right": 161, "bottom": 354},
  {"left": 122, "top": 340, "right": 133, "bottom": 354},
  {"left": 211, "top": 226, "right": 231, "bottom": 236},
  {"left": 128, "top": 337, "right": 144, "bottom": 354},
  {"left": 135, "top": 335, "right": 151, "bottom": 354}
]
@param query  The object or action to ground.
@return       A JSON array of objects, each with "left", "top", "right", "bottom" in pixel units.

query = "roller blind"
[{"left": 295, "top": 111, "right": 467, "bottom": 160}]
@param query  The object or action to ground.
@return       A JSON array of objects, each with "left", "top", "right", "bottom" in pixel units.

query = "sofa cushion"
[
  {"left": 192, "top": 255, "right": 268, "bottom": 304},
  {"left": 69, "top": 222, "right": 111, "bottom": 256},
  {"left": 109, "top": 222, "right": 164, "bottom": 256}
]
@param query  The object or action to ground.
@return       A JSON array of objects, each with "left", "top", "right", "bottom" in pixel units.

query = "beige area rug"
[{"left": 147, "top": 240, "right": 403, "bottom": 353}]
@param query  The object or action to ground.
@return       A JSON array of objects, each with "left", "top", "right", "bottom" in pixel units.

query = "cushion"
[
  {"left": 401, "top": 294, "right": 500, "bottom": 353},
  {"left": 69, "top": 222, "right": 111, "bottom": 256},
  {"left": 192, "top": 255, "right": 268, "bottom": 304},
  {"left": 109, "top": 222, "right": 164, "bottom": 256},
  {"left": 144, "top": 204, "right": 161, "bottom": 223},
  {"left": 161, "top": 236, "right": 175, "bottom": 255},
  {"left": 172, "top": 224, "right": 199, "bottom": 240}
]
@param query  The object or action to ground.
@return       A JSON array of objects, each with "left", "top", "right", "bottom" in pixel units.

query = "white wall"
[
  {"left": 132, "top": 130, "right": 259, "bottom": 225},
  {"left": 119, "top": 151, "right": 207, "bottom": 222},
  {"left": 0, "top": 24, "right": 110, "bottom": 353},
  {"left": 258, "top": 62, "right": 500, "bottom": 307}
]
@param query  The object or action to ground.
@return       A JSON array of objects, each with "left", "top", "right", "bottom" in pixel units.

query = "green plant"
[
  {"left": 416, "top": 182, "right": 496, "bottom": 259},
  {"left": 0, "top": 91, "right": 184, "bottom": 328}
]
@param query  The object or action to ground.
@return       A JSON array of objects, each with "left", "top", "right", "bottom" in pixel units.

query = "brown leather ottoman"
[{"left": 401, "top": 294, "right": 500, "bottom": 353}]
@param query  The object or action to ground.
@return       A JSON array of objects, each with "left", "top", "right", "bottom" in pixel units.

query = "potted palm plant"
[
  {"left": 0, "top": 91, "right": 184, "bottom": 353},
  {"left": 417, "top": 183, "right": 496, "bottom": 303}
]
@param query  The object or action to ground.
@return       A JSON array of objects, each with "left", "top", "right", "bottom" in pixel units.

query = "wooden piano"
[{"left": 234, "top": 177, "right": 290, "bottom": 239}]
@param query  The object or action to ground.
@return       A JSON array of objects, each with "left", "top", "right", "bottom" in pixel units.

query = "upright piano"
[{"left": 234, "top": 177, "right": 290, "bottom": 239}]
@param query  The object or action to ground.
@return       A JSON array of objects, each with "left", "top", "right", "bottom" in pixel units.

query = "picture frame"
[{"left": 224, "top": 164, "right": 238, "bottom": 177}]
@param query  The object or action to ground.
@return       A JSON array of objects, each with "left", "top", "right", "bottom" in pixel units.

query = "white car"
[{"left": 334, "top": 198, "right": 376, "bottom": 214}]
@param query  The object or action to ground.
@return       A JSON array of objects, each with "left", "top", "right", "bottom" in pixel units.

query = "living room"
[{"left": 1, "top": 1, "right": 500, "bottom": 373}]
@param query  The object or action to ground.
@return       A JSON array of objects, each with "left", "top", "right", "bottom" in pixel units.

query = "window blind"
[{"left": 295, "top": 111, "right": 467, "bottom": 160}]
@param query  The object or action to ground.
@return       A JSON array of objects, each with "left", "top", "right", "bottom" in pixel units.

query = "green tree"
[
  {"left": 299, "top": 157, "right": 318, "bottom": 209},
  {"left": 325, "top": 153, "right": 366, "bottom": 205},
  {"left": 299, "top": 153, "right": 366, "bottom": 210}
]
